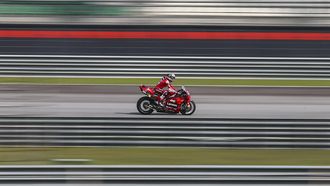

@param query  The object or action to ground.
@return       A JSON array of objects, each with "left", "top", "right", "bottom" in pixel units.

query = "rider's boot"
[{"left": 158, "top": 95, "right": 165, "bottom": 108}]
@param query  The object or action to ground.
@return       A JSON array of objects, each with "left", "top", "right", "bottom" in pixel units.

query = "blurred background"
[
  {"left": 0, "top": 0, "right": 330, "bottom": 185},
  {"left": 0, "top": 0, "right": 329, "bottom": 26}
]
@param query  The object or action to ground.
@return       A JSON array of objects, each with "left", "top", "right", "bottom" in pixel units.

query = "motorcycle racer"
[
  {"left": 154, "top": 73, "right": 176, "bottom": 107},
  {"left": 138, "top": 82, "right": 196, "bottom": 115}
]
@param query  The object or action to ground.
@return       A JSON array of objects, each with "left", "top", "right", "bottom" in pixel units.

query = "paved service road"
[{"left": 1, "top": 89, "right": 330, "bottom": 119}]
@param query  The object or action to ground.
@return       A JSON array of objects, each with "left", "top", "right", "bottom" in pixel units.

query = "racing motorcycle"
[{"left": 137, "top": 85, "right": 196, "bottom": 115}]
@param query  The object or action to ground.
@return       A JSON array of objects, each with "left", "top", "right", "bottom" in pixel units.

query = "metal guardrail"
[
  {"left": 1, "top": 55, "right": 330, "bottom": 79},
  {"left": 0, "top": 165, "right": 328, "bottom": 184},
  {"left": 1, "top": 0, "right": 330, "bottom": 26},
  {"left": 1, "top": 117, "right": 330, "bottom": 148}
]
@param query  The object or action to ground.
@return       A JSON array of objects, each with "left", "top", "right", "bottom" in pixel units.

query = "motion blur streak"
[
  {"left": 1, "top": 30, "right": 330, "bottom": 40},
  {"left": 1, "top": 0, "right": 330, "bottom": 27},
  {"left": 1, "top": 39, "right": 330, "bottom": 57},
  {"left": 0, "top": 165, "right": 328, "bottom": 185},
  {"left": 3, "top": 55, "right": 330, "bottom": 78},
  {"left": 0, "top": 117, "right": 329, "bottom": 148}
]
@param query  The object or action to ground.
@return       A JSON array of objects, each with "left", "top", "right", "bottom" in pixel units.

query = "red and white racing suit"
[{"left": 154, "top": 77, "right": 176, "bottom": 104}]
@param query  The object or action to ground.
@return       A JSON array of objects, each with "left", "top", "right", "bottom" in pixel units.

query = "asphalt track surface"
[
  {"left": 1, "top": 39, "right": 330, "bottom": 57},
  {"left": 1, "top": 85, "right": 330, "bottom": 119}
]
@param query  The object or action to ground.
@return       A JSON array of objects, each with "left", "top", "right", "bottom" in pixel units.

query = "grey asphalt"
[{"left": 1, "top": 85, "right": 330, "bottom": 119}]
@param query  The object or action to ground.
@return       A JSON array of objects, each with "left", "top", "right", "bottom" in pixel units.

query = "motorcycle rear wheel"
[
  {"left": 137, "top": 96, "right": 154, "bottom": 115},
  {"left": 181, "top": 100, "right": 196, "bottom": 115}
]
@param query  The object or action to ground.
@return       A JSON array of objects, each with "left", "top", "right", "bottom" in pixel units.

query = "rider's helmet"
[{"left": 166, "top": 73, "right": 176, "bottom": 82}]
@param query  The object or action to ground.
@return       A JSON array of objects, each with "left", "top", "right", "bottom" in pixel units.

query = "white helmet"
[{"left": 167, "top": 73, "right": 176, "bottom": 82}]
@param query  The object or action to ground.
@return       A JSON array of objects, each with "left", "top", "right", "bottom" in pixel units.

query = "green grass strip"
[
  {"left": 0, "top": 147, "right": 329, "bottom": 165},
  {"left": 2, "top": 77, "right": 330, "bottom": 86}
]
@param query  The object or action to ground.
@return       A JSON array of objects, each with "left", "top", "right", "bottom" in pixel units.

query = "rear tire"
[
  {"left": 181, "top": 100, "right": 196, "bottom": 115},
  {"left": 137, "top": 97, "right": 154, "bottom": 115}
]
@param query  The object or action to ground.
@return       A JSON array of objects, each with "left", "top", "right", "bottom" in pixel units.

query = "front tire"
[
  {"left": 180, "top": 100, "right": 196, "bottom": 115},
  {"left": 137, "top": 97, "right": 154, "bottom": 115}
]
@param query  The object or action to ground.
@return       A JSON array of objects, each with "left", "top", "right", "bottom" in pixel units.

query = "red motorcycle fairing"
[
  {"left": 139, "top": 85, "right": 150, "bottom": 93},
  {"left": 139, "top": 85, "right": 155, "bottom": 96},
  {"left": 140, "top": 85, "right": 163, "bottom": 101},
  {"left": 163, "top": 96, "right": 185, "bottom": 112}
]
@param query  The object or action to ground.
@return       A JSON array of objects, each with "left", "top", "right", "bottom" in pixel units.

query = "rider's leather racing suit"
[{"left": 154, "top": 76, "right": 176, "bottom": 105}]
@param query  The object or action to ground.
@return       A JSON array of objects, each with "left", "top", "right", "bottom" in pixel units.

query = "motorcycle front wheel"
[
  {"left": 180, "top": 100, "right": 196, "bottom": 115},
  {"left": 137, "top": 96, "right": 154, "bottom": 115}
]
